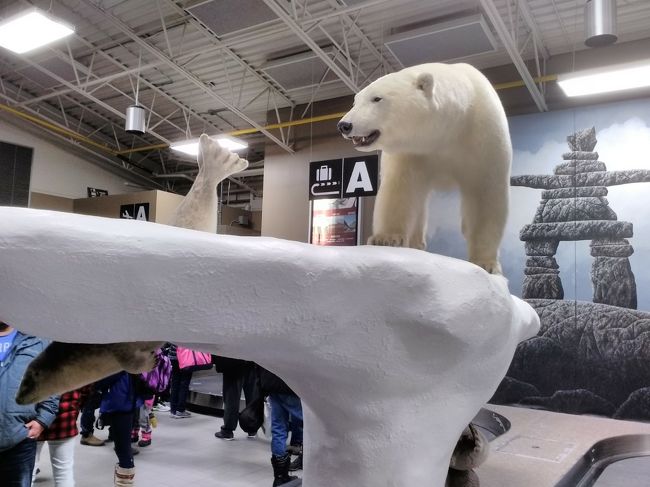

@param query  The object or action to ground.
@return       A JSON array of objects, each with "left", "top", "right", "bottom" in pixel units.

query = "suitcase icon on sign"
[{"left": 317, "top": 165, "right": 332, "bottom": 182}]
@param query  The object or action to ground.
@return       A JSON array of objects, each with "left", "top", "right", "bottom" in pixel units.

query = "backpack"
[{"left": 140, "top": 350, "right": 172, "bottom": 394}]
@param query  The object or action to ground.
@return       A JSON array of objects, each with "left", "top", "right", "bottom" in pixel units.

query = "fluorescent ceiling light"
[
  {"left": 170, "top": 136, "right": 248, "bottom": 156},
  {"left": 0, "top": 9, "right": 75, "bottom": 54},
  {"left": 558, "top": 61, "right": 650, "bottom": 97}
]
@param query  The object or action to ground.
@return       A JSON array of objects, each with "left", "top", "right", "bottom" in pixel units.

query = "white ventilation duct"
[
  {"left": 125, "top": 105, "right": 146, "bottom": 135},
  {"left": 585, "top": 0, "right": 617, "bottom": 47}
]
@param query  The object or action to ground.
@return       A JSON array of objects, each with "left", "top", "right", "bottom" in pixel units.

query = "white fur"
[
  {"left": 170, "top": 134, "right": 248, "bottom": 233},
  {"left": 340, "top": 63, "right": 512, "bottom": 274}
]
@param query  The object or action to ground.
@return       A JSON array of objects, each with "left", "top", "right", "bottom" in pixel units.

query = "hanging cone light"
[
  {"left": 585, "top": 0, "right": 617, "bottom": 47},
  {"left": 125, "top": 105, "right": 146, "bottom": 135}
]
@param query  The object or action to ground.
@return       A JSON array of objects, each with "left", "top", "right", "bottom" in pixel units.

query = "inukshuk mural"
[
  {"left": 513, "top": 126, "right": 644, "bottom": 308},
  {"left": 492, "top": 127, "right": 650, "bottom": 420}
]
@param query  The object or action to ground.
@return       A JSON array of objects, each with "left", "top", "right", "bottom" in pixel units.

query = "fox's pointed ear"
[{"left": 416, "top": 72, "right": 434, "bottom": 98}]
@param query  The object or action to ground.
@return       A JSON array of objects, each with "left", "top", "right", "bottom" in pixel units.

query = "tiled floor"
[{"left": 33, "top": 410, "right": 282, "bottom": 487}]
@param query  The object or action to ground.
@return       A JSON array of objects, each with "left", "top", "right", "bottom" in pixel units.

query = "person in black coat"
[{"left": 213, "top": 356, "right": 260, "bottom": 440}]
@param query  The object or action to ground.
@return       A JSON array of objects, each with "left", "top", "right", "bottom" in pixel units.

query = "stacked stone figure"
[{"left": 511, "top": 127, "right": 650, "bottom": 309}]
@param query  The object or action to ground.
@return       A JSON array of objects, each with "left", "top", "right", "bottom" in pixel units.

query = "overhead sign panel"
[{"left": 308, "top": 155, "right": 378, "bottom": 200}]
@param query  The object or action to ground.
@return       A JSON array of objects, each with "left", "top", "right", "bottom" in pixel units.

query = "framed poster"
[{"left": 310, "top": 197, "right": 359, "bottom": 246}]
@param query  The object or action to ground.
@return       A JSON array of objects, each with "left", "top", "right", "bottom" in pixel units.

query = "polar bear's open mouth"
[{"left": 351, "top": 130, "right": 380, "bottom": 147}]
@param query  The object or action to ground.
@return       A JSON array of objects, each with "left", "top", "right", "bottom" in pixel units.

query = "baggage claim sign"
[{"left": 308, "top": 155, "right": 378, "bottom": 246}]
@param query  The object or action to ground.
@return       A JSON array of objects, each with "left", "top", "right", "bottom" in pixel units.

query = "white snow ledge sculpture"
[{"left": 0, "top": 207, "right": 539, "bottom": 487}]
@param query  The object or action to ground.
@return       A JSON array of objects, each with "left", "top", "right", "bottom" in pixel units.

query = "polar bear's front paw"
[
  {"left": 222, "top": 152, "right": 248, "bottom": 177},
  {"left": 198, "top": 134, "right": 249, "bottom": 181},
  {"left": 368, "top": 233, "right": 408, "bottom": 248},
  {"left": 472, "top": 259, "right": 503, "bottom": 275}
]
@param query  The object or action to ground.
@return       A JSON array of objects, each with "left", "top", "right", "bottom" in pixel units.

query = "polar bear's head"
[{"left": 338, "top": 70, "right": 434, "bottom": 152}]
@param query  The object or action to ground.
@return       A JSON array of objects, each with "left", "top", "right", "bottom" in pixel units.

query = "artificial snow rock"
[{"left": 0, "top": 207, "right": 538, "bottom": 487}]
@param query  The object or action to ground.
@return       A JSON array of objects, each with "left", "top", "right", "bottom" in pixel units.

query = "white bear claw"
[
  {"left": 473, "top": 259, "right": 503, "bottom": 275},
  {"left": 367, "top": 234, "right": 408, "bottom": 248}
]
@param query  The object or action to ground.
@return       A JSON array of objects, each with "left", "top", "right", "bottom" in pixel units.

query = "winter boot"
[
  {"left": 138, "top": 431, "right": 151, "bottom": 447},
  {"left": 114, "top": 465, "right": 135, "bottom": 487},
  {"left": 271, "top": 453, "right": 297, "bottom": 487},
  {"left": 286, "top": 444, "right": 302, "bottom": 455},
  {"left": 289, "top": 444, "right": 303, "bottom": 471},
  {"left": 80, "top": 434, "right": 105, "bottom": 446}
]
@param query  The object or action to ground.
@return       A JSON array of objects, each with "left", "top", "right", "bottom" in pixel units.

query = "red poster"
[{"left": 310, "top": 198, "right": 358, "bottom": 246}]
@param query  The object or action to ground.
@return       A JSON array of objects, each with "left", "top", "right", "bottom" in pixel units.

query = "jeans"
[
  {"left": 34, "top": 437, "right": 75, "bottom": 487},
  {"left": 139, "top": 398, "right": 154, "bottom": 434},
  {"left": 170, "top": 361, "right": 193, "bottom": 414},
  {"left": 105, "top": 412, "right": 135, "bottom": 469},
  {"left": 221, "top": 364, "right": 259, "bottom": 432},
  {"left": 80, "top": 387, "right": 101, "bottom": 437},
  {"left": 0, "top": 438, "right": 37, "bottom": 487},
  {"left": 269, "top": 394, "right": 303, "bottom": 457}
]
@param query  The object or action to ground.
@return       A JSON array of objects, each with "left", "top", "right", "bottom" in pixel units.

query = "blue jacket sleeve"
[{"left": 34, "top": 394, "right": 60, "bottom": 428}]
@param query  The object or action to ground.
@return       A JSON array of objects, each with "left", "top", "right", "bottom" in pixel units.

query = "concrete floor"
[
  {"left": 33, "top": 410, "right": 279, "bottom": 487},
  {"left": 33, "top": 404, "right": 650, "bottom": 486}
]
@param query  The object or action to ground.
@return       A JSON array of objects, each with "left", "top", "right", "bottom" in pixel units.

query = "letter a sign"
[
  {"left": 342, "top": 155, "right": 378, "bottom": 198},
  {"left": 309, "top": 155, "right": 378, "bottom": 200}
]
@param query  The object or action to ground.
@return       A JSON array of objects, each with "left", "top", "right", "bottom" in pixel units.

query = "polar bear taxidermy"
[{"left": 338, "top": 63, "right": 511, "bottom": 274}]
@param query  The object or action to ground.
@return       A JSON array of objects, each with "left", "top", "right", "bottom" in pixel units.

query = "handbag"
[
  {"left": 239, "top": 395, "right": 265, "bottom": 434},
  {"left": 176, "top": 346, "right": 213, "bottom": 371}
]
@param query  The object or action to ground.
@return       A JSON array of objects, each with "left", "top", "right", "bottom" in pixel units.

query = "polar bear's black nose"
[{"left": 337, "top": 121, "right": 353, "bottom": 135}]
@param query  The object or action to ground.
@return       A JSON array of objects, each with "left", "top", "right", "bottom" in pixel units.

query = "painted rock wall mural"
[{"left": 491, "top": 126, "right": 650, "bottom": 420}]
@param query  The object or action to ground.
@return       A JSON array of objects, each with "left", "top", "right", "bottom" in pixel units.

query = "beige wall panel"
[
  {"left": 154, "top": 191, "right": 185, "bottom": 226},
  {"left": 29, "top": 192, "right": 74, "bottom": 212},
  {"left": 0, "top": 119, "right": 138, "bottom": 198},
  {"left": 73, "top": 190, "right": 158, "bottom": 220}
]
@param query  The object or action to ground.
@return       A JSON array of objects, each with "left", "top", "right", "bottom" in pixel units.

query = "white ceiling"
[{"left": 1, "top": 0, "right": 649, "bottom": 192}]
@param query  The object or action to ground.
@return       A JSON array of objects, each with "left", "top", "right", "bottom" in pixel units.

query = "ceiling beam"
[
  {"left": 165, "top": 0, "right": 295, "bottom": 108},
  {"left": 517, "top": 0, "right": 550, "bottom": 60},
  {"left": 317, "top": 0, "right": 397, "bottom": 79},
  {"left": 18, "top": 56, "right": 172, "bottom": 144},
  {"left": 261, "top": 0, "right": 360, "bottom": 93},
  {"left": 18, "top": 0, "right": 234, "bottom": 143},
  {"left": 302, "top": 0, "right": 392, "bottom": 26},
  {"left": 17, "top": 62, "right": 160, "bottom": 107},
  {"left": 479, "top": 0, "right": 548, "bottom": 112},
  {"left": 81, "top": 0, "right": 294, "bottom": 154}
]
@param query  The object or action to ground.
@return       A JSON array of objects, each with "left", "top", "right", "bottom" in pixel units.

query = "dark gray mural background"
[{"left": 426, "top": 97, "right": 650, "bottom": 420}]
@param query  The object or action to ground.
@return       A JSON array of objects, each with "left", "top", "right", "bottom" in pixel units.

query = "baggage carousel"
[{"left": 186, "top": 370, "right": 248, "bottom": 415}]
